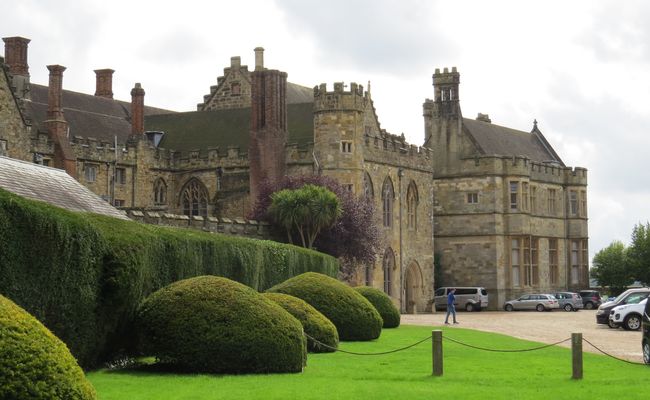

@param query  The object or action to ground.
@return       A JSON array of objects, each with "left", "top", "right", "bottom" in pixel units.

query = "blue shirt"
[{"left": 447, "top": 292, "right": 455, "bottom": 305}]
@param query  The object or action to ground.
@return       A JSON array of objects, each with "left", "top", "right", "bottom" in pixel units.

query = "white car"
[{"left": 609, "top": 298, "right": 647, "bottom": 330}]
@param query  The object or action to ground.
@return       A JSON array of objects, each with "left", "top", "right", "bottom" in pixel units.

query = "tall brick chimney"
[
  {"left": 254, "top": 47, "right": 264, "bottom": 71},
  {"left": 45, "top": 64, "right": 76, "bottom": 177},
  {"left": 2, "top": 36, "right": 31, "bottom": 98},
  {"left": 249, "top": 48, "right": 287, "bottom": 207},
  {"left": 130, "top": 83, "right": 145, "bottom": 135},
  {"left": 94, "top": 68, "right": 115, "bottom": 99}
]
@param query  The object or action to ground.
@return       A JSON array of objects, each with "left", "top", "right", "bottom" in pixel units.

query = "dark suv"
[
  {"left": 642, "top": 299, "right": 650, "bottom": 364},
  {"left": 579, "top": 290, "right": 602, "bottom": 310}
]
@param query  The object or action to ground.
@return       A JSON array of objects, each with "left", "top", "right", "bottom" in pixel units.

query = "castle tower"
[
  {"left": 313, "top": 82, "right": 368, "bottom": 193},
  {"left": 248, "top": 47, "right": 288, "bottom": 206},
  {"left": 423, "top": 67, "right": 463, "bottom": 175},
  {"left": 2, "top": 36, "right": 30, "bottom": 99}
]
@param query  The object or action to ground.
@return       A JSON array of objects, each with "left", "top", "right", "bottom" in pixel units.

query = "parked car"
[
  {"left": 609, "top": 298, "right": 647, "bottom": 330},
  {"left": 554, "top": 292, "right": 584, "bottom": 312},
  {"left": 642, "top": 298, "right": 650, "bottom": 364},
  {"left": 596, "top": 288, "right": 650, "bottom": 327},
  {"left": 504, "top": 294, "right": 559, "bottom": 312},
  {"left": 434, "top": 287, "right": 489, "bottom": 312},
  {"left": 579, "top": 290, "right": 602, "bottom": 310}
]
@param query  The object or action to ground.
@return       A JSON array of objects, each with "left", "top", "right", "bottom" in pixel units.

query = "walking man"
[{"left": 444, "top": 288, "right": 459, "bottom": 325}]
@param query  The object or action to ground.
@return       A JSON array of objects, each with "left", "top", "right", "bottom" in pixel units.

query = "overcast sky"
[{"left": 3, "top": 0, "right": 650, "bottom": 263}]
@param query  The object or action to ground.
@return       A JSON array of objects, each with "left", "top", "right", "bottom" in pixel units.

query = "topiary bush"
[
  {"left": 0, "top": 294, "right": 96, "bottom": 400},
  {"left": 137, "top": 276, "right": 306, "bottom": 373},
  {"left": 354, "top": 286, "right": 401, "bottom": 328},
  {"left": 267, "top": 272, "right": 383, "bottom": 341},
  {"left": 263, "top": 292, "right": 339, "bottom": 353}
]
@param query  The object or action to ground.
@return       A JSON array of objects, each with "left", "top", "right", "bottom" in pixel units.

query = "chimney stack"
[
  {"left": 231, "top": 56, "right": 241, "bottom": 69},
  {"left": 3, "top": 36, "right": 31, "bottom": 98},
  {"left": 130, "top": 83, "right": 145, "bottom": 135},
  {"left": 47, "top": 65, "right": 66, "bottom": 120},
  {"left": 45, "top": 64, "right": 76, "bottom": 177},
  {"left": 254, "top": 47, "right": 264, "bottom": 71},
  {"left": 94, "top": 68, "right": 115, "bottom": 99}
]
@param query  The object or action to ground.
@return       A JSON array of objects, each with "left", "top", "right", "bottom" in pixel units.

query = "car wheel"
[
  {"left": 643, "top": 341, "right": 650, "bottom": 365},
  {"left": 563, "top": 304, "right": 573, "bottom": 312},
  {"left": 584, "top": 302, "right": 594, "bottom": 310},
  {"left": 623, "top": 314, "right": 642, "bottom": 331},
  {"left": 536, "top": 304, "right": 545, "bottom": 312},
  {"left": 505, "top": 304, "right": 514, "bottom": 312},
  {"left": 465, "top": 303, "right": 474, "bottom": 312},
  {"left": 607, "top": 319, "right": 619, "bottom": 329}
]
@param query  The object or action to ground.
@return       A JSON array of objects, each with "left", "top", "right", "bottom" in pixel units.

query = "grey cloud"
[{"left": 138, "top": 30, "right": 210, "bottom": 64}]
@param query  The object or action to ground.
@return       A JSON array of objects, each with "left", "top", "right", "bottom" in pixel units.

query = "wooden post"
[
  {"left": 432, "top": 330, "right": 443, "bottom": 376},
  {"left": 572, "top": 332, "right": 583, "bottom": 379}
]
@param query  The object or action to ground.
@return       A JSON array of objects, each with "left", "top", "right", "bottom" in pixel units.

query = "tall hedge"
[{"left": 0, "top": 188, "right": 338, "bottom": 368}]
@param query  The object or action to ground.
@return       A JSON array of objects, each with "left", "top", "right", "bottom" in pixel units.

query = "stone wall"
[{"left": 0, "top": 62, "right": 31, "bottom": 160}]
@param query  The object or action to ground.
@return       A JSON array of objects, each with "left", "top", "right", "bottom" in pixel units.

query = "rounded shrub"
[
  {"left": 354, "top": 286, "right": 401, "bottom": 328},
  {"left": 0, "top": 295, "right": 96, "bottom": 400},
  {"left": 263, "top": 292, "right": 339, "bottom": 353},
  {"left": 267, "top": 272, "right": 383, "bottom": 341},
  {"left": 137, "top": 275, "right": 306, "bottom": 373}
]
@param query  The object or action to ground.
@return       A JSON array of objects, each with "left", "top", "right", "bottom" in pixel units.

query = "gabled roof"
[
  {"left": 462, "top": 118, "right": 564, "bottom": 166},
  {"left": 0, "top": 156, "right": 129, "bottom": 219},
  {"left": 26, "top": 84, "right": 172, "bottom": 144},
  {"left": 147, "top": 102, "right": 314, "bottom": 155}
]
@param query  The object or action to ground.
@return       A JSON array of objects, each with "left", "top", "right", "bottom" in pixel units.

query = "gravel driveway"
[{"left": 402, "top": 310, "right": 644, "bottom": 363}]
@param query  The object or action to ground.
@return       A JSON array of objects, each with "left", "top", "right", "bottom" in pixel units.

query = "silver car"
[
  {"left": 554, "top": 292, "right": 584, "bottom": 312},
  {"left": 504, "top": 294, "right": 560, "bottom": 312}
]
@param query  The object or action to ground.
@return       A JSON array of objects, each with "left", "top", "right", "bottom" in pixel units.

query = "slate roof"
[
  {"left": 462, "top": 118, "right": 564, "bottom": 166},
  {"left": 148, "top": 102, "right": 314, "bottom": 156},
  {"left": 0, "top": 156, "right": 129, "bottom": 219},
  {"left": 286, "top": 83, "right": 314, "bottom": 104},
  {"left": 25, "top": 84, "right": 172, "bottom": 144}
]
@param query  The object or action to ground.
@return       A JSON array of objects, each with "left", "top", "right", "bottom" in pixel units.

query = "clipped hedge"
[
  {"left": 354, "top": 286, "right": 401, "bottom": 328},
  {"left": 0, "top": 188, "right": 338, "bottom": 368},
  {"left": 267, "top": 272, "right": 383, "bottom": 341},
  {"left": 263, "top": 292, "right": 339, "bottom": 353},
  {"left": 0, "top": 295, "right": 96, "bottom": 400},
  {"left": 138, "top": 276, "right": 306, "bottom": 373}
]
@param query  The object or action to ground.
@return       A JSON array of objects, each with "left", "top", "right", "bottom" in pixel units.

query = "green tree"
[
  {"left": 628, "top": 222, "right": 650, "bottom": 285},
  {"left": 591, "top": 241, "right": 633, "bottom": 296},
  {"left": 268, "top": 184, "right": 342, "bottom": 249}
]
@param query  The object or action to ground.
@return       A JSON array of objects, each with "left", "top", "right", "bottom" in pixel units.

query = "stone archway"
[{"left": 404, "top": 261, "right": 423, "bottom": 314}]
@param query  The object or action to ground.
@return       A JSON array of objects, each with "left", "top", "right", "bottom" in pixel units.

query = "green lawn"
[{"left": 88, "top": 325, "right": 649, "bottom": 400}]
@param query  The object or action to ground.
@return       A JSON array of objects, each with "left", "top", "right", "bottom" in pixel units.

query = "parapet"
[
  {"left": 313, "top": 82, "right": 369, "bottom": 112},
  {"left": 433, "top": 66, "right": 460, "bottom": 85}
]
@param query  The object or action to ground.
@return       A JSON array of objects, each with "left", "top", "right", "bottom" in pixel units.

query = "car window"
[
  {"left": 626, "top": 293, "right": 649, "bottom": 304},
  {"left": 435, "top": 288, "right": 445, "bottom": 296},
  {"left": 481, "top": 289, "right": 488, "bottom": 296},
  {"left": 455, "top": 288, "right": 477, "bottom": 295},
  {"left": 520, "top": 295, "right": 530, "bottom": 300}
]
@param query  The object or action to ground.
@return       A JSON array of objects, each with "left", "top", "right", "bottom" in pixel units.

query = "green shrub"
[
  {"left": 0, "top": 295, "right": 96, "bottom": 399},
  {"left": 0, "top": 188, "right": 338, "bottom": 368},
  {"left": 354, "top": 286, "right": 400, "bottom": 328},
  {"left": 263, "top": 292, "right": 339, "bottom": 352},
  {"left": 267, "top": 272, "right": 383, "bottom": 341},
  {"left": 137, "top": 276, "right": 306, "bottom": 373}
]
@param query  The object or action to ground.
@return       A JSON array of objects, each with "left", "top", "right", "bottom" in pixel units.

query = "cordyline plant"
[{"left": 250, "top": 176, "right": 381, "bottom": 277}]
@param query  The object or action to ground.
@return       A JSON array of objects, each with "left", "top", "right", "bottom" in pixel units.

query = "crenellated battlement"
[
  {"left": 363, "top": 131, "right": 433, "bottom": 170},
  {"left": 313, "top": 82, "right": 369, "bottom": 113}
]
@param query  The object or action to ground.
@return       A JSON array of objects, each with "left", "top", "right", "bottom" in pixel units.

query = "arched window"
[
  {"left": 363, "top": 172, "right": 374, "bottom": 198},
  {"left": 180, "top": 178, "right": 208, "bottom": 217},
  {"left": 406, "top": 181, "right": 418, "bottom": 230},
  {"left": 382, "top": 177, "right": 394, "bottom": 227},
  {"left": 383, "top": 248, "right": 395, "bottom": 296},
  {"left": 153, "top": 178, "right": 167, "bottom": 205}
]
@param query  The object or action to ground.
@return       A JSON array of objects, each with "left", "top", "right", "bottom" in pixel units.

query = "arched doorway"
[{"left": 404, "top": 261, "right": 423, "bottom": 314}]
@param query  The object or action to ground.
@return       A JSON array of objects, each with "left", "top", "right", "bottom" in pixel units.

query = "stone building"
[
  {"left": 0, "top": 36, "right": 434, "bottom": 312},
  {"left": 0, "top": 36, "right": 587, "bottom": 310}
]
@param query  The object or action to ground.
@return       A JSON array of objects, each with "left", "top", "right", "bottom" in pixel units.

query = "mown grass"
[{"left": 88, "top": 325, "right": 649, "bottom": 400}]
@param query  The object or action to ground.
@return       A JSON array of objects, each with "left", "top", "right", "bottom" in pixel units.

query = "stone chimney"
[
  {"left": 2, "top": 36, "right": 31, "bottom": 98},
  {"left": 94, "top": 69, "right": 115, "bottom": 99},
  {"left": 130, "top": 83, "right": 145, "bottom": 135},
  {"left": 231, "top": 56, "right": 241, "bottom": 69},
  {"left": 476, "top": 113, "right": 491, "bottom": 123},
  {"left": 249, "top": 48, "right": 287, "bottom": 207},
  {"left": 254, "top": 47, "right": 264, "bottom": 71},
  {"left": 45, "top": 64, "right": 76, "bottom": 177}
]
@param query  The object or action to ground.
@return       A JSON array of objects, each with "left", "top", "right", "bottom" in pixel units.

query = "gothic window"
[
  {"left": 549, "top": 238, "right": 558, "bottom": 285},
  {"left": 511, "top": 236, "right": 539, "bottom": 288},
  {"left": 580, "top": 190, "right": 587, "bottom": 217},
  {"left": 530, "top": 186, "right": 537, "bottom": 214},
  {"left": 406, "top": 181, "right": 418, "bottom": 230},
  {"left": 381, "top": 177, "right": 394, "bottom": 227},
  {"left": 570, "top": 190, "right": 578, "bottom": 216},
  {"left": 521, "top": 182, "right": 529, "bottom": 211},
  {"left": 571, "top": 240, "right": 580, "bottom": 285},
  {"left": 154, "top": 178, "right": 167, "bottom": 205},
  {"left": 509, "top": 181, "right": 518, "bottom": 210},
  {"left": 363, "top": 172, "right": 374, "bottom": 198},
  {"left": 548, "top": 188, "right": 557, "bottom": 215},
  {"left": 180, "top": 178, "right": 208, "bottom": 217},
  {"left": 511, "top": 239, "right": 520, "bottom": 287},
  {"left": 383, "top": 248, "right": 395, "bottom": 296}
]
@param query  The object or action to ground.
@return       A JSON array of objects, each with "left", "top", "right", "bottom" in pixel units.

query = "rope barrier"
[
  {"left": 304, "top": 332, "right": 431, "bottom": 355},
  {"left": 443, "top": 335, "right": 571, "bottom": 352},
  {"left": 581, "top": 337, "right": 647, "bottom": 365}
]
